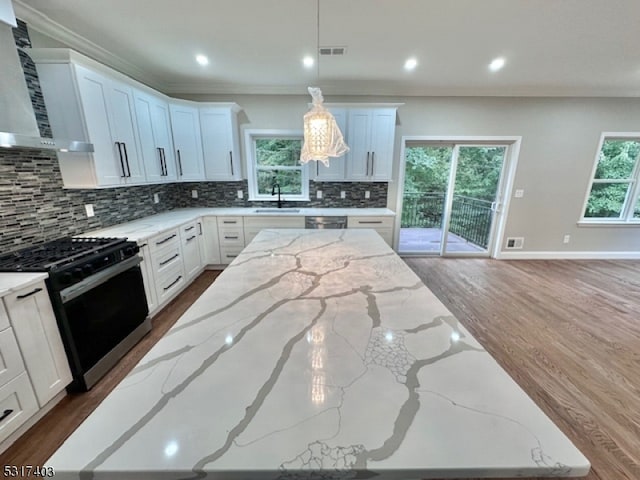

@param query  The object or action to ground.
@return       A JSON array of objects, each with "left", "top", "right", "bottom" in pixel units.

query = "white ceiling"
[{"left": 13, "top": 0, "right": 640, "bottom": 97}]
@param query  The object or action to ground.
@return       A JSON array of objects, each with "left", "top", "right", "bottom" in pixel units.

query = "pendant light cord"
[{"left": 316, "top": 0, "right": 320, "bottom": 80}]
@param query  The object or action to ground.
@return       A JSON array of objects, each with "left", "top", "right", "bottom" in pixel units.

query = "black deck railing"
[{"left": 401, "top": 192, "right": 494, "bottom": 249}]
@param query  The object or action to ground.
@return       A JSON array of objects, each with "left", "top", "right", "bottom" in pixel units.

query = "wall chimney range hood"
[{"left": 0, "top": 22, "right": 92, "bottom": 152}]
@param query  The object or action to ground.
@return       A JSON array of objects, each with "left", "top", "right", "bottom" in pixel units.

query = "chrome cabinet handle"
[
  {"left": 223, "top": 220, "right": 237, "bottom": 224},
  {"left": 16, "top": 287, "right": 42, "bottom": 299},
  {"left": 159, "top": 253, "right": 179, "bottom": 266},
  {"left": 163, "top": 276, "right": 182, "bottom": 291},
  {"left": 358, "top": 220, "right": 383, "bottom": 224},
  {"left": 225, "top": 235, "right": 239, "bottom": 240},
  {"left": 366, "top": 152, "right": 370, "bottom": 176}
]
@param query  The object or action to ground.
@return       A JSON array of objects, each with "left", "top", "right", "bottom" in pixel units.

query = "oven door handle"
[{"left": 59, "top": 255, "right": 142, "bottom": 304}]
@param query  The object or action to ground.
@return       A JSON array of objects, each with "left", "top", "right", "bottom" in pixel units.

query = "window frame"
[
  {"left": 580, "top": 132, "right": 640, "bottom": 225},
  {"left": 244, "top": 129, "right": 309, "bottom": 202}
]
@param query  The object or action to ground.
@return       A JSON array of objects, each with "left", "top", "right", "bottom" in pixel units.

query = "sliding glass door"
[{"left": 399, "top": 143, "right": 508, "bottom": 256}]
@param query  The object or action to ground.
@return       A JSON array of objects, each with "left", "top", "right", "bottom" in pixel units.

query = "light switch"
[
  {"left": 191, "top": 189, "right": 198, "bottom": 199},
  {"left": 364, "top": 191, "right": 370, "bottom": 199},
  {"left": 340, "top": 191, "right": 346, "bottom": 199},
  {"left": 316, "top": 190, "right": 323, "bottom": 199},
  {"left": 153, "top": 193, "right": 160, "bottom": 204},
  {"left": 514, "top": 189, "right": 524, "bottom": 198},
  {"left": 237, "top": 190, "right": 244, "bottom": 199}
]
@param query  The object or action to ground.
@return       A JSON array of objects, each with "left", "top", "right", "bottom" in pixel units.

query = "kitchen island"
[{"left": 47, "top": 229, "right": 589, "bottom": 479}]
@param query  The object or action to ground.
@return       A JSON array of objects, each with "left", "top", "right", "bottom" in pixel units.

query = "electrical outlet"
[
  {"left": 191, "top": 189, "right": 198, "bottom": 199},
  {"left": 514, "top": 189, "right": 524, "bottom": 198},
  {"left": 563, "top": 234, "right": 571, "bottom": 244},
  {"left": 84, "top": 204, "right": 95, "bottom": 218},
  {"left": 237, "top": 190, "right": 243, "bottom": 199},
  {"left": 316, "top": 190, "right": 323, "bottom": 199},
  {"left": 505, "top": 237, "right": 524, "bottom": 249},
  {"left": 364, "top": 191, "right": 370, "bottom": 199},
  {"left": 340, "top": 191, "right": 346, "bottom": 199},
  {"left": 153, "top": 193, "right": 160, "bottom": 204}
]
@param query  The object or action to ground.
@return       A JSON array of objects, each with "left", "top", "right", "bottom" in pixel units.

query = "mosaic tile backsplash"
[{"left": 0, "top": 20, "right": 389, "bottom": 253}]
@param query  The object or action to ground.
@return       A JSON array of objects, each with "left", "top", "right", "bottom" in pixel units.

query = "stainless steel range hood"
[{"left": 0, "top": 22, "right": 92, "bottom": 152}]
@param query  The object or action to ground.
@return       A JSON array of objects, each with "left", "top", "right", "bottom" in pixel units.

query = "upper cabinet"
[
  {"left": 345, "top": 107, "right": 397, "bottom": 182},
  {"left": 169, "top": 102, "right": 205, "bottom": 182},
  {"left": 134, "top": 91, "right": 177, "bottom": 182},
  {"left": 200, "top": 105, "right": 242, "bottom": 181}
]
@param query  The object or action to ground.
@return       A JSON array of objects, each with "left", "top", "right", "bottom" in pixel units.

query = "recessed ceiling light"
[
  {"left": 195, "top": 54, "right": 209, "bottom": 66},
  {"left": 489, "top": 57, "right": 505, "bottom": 72},
  {"left": 303, "top": 56, "right": 314, "bottom": 68},
  {"left": 404, "top": 57, "right": 418, "bottom": 71}
]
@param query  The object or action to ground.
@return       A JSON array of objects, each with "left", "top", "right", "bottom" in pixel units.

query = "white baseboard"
[{"left": 497, "top": 250, "right": 640, "bottom": 260}]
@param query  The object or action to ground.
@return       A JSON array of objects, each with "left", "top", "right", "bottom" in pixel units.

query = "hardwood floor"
[
  {"left": 0, "top": 270, "right": 221, "bottom": 467},
  {"left": 404, "top": 258, "right": 640, "bottom": 480},
  {"left": 2, "top": 260, "right": 639, "bottom": 480}
]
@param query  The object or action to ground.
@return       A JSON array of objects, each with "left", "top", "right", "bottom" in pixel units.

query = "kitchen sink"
[{"left": 254, "top": 208, "right": 301, "bottom": 214}]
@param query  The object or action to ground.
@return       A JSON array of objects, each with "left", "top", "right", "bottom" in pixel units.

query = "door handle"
[
  {"left": 366, "top": 152, "right": 370, "bottom": 176},
  {"left": 229, "top": 151, "right": 234, "bottom": 176},
  {"left": 16, "top": 287, "right": 43, "bottom": 299},
  {"left": 177, "top": 149, "right": 183, "bottom": 176},
  {"left": 157, "top": 147, "right": 165, "bottom": 176},
  {"left": 0, "top": 409, "right": 13, "bottom": 423},
  {"left": 122, "top": 142, "right": 131, "bottom": 177},
  {"left": 115, "top": 142, "right": 126, "bottom": 177},
  {"left": 371, "top": 151, "right": 375, "bottom": 176}
]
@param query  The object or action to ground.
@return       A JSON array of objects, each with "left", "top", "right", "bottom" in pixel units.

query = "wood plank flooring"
[
  {"left": 2, "top": 260, "right": 639, "bottom": 480},
  {"left": 404, "top": 258, "right": 640, "bottom": 480}
]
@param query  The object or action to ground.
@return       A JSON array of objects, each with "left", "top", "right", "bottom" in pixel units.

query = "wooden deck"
[{"left": 399, "top": 227, "right": 485, "bottom": 254}]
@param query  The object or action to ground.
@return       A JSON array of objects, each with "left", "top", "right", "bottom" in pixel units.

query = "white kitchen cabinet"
[
  {"left": 0, "top": 373, "right": 38, "bottom": 444},
  {"left": 180, "top": 221, "right": 202, "bottom": 281},
  {"left": 200, "top": 105, "right": 242, "bottom": 181},
  {"left": 347, "top": 216, "right": 394, "bottom": 246},
  {"left": 313, "top": 108, "right": 348, "bottom": 182},
  {"left": 3, "top": 281, "right": 72, "bottom": 407},
  {"left": 134, "top": 91, "right": 177, "bottom": 182},
  {"left": 137, "top": 242, "right": 158, "bottom": 316},
  {"left": 345, "top": 108, "right": 396, "bottom": 182},
  {"left": 0, "top": 328, "right": 25, "bottom": 388},
  {"left": 218, "top": 217, "right": 245, "bottom": 264},
  {"left": 35, "top": 60, "right": 146, "bottom": 188},
  {"left": 148, "top": 229, "right": 186, "bottom": 308},
  {"left": 169, "top": 102, "right": 205, "bottom": 181},
  {"left": 199, "top": 217, "right": 222, "bottom": 265}
]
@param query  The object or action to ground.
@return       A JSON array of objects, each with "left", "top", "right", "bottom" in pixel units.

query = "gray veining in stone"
[{"left": 46, "top": 229, "right": 590, "bottom": 480}]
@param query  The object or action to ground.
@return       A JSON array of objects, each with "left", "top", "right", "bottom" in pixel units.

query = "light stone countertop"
[
  {"left": 82, "top": 207, "right": 395, "bottom": 242},
  {"left": 47, "top": 229, "right": 590, "bottom": 479},
  {"left": 0, "top": 272, "right": 49, "bottom": 297}
]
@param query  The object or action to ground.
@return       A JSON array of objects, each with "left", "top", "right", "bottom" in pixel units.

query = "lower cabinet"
[
  {"left": 200, "top": 217, "right": 221, "bottom": 265},
  {"left": 347, "top": 216, "right": 394, "bottom": 246},
  {"left": 218, "top": 217, "right": 245, "bottom": 264},
  {"left": 244, "top": 216, "right": 305, "bottom": 244},
  {"left": 0, "top": 373, "right": 38, "bottom": 444},
  {"left": 137, "top": 242, "right": 158, "bottom": 315},
  {"left": 180, "top": 221, "right": 202, "bottom": 281}
]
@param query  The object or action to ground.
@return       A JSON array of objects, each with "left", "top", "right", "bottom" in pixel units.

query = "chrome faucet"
[{"left": 271, "top": 182, "right": 282, "bottom": 208}]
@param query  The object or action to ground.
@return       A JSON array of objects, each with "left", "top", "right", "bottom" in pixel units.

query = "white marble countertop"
[
  {"left": 47, "top": 229, "right": 589, "bottom": 479},
  {"left": 0, "top": 272, "right": 48, "bottom": 297},
  {"left": 82, "top": 207, "right": 395, "bottom": 242}
]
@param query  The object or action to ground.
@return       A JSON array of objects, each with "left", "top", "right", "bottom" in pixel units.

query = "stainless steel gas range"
[{"left": 0, "top": 237, "right": 151, "bottom": 391}]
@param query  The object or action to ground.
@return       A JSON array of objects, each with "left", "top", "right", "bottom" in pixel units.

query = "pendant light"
[{"left": 299, "top": 0, "right": 348, "bottom": 166}]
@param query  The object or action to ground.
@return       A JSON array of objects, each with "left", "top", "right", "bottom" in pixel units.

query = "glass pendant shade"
[{"left": 300, "top": 87, "right": 348, "bottom": 166}]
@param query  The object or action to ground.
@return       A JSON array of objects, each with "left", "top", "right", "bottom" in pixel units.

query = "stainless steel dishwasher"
[{"left": 305, "top": 216, "right": 348, "bottom": 229}]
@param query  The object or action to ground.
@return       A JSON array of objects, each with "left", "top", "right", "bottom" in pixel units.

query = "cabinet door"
[
  {"left": 109, "top": 81, "right": 145, "bottom": 183},
  {"left": 4, "top": 282, "right": 72, "bottom": 407},
  {"left": 201, "top": 108, "right": 240, "bottom": 181},
  {"left": 134, "top": 93, "right": 165, "bottom": 183},
  {"left": 369, "top": 109, "right": 396, "bottom": 181},
  {"left": 150, "top": 100, "right": 177, "bottom": 181},
  {"left": 169, "top": 103, "right": 205, "bottom": 181},
  {"left": 345, "top": 109, "right": 373, "bottom": 181},
  {"left": 313, "top": 108, "right": 348, "bottom": 181},
  {"left": 138, "top": 243, "right": 158, "bottom": 316},
  {"left": 0, "top": 328, "right": 25, "bottom": 387},
  {"left": 200, "top": 217, "right": 221, "bottom": 265},
  {"left": 75, "top": 65, "right": 124, "bottom": 186},
  {"left": 180, "top": 222, "right": 202, "bottom": 280}
]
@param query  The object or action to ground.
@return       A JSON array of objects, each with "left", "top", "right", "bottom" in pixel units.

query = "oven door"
[{"left": 58, "top": 255, "right": 150, "bottom": 390}]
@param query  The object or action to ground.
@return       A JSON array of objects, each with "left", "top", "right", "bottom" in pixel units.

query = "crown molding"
[{"left": 13, "top": 0, "right": 167, "bottom": 91}]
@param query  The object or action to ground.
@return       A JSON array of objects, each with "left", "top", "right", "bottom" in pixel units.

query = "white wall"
[{"left": 181, "top": 93, "right": 640, "bottom": 255}]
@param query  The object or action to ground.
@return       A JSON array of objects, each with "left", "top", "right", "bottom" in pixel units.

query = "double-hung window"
[
  {"left": 582, "top": 133, "right": 640, "bottom": 222},
  {"left": 245, "top": 130, "right": 309, "bottom": 201}
]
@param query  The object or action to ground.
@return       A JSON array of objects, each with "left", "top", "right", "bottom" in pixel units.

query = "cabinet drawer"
[
  {"left": 218, "top": 228, "right": 245, "bottom": 247},
  {"left": 219, "top": 247, "right": 243, "bottom": 265},
  {"left": 180, "top": 221, "right": 198, "bottom": 241},
  {"left": 347, "top": 216, "right": 394, "bottom": 228},
  {"left": 152, "top": 244, "right": 182, "bottom": 275},
  {"left": 218, "top": 216, "right": 243, "bottom": 227},
  {"left": 0, "top": 329, "right": 25, "bottom": 388},
  {"left": 149, "top": 228, "right": 180, "bottom": 253},
  {"left": 155, "top": 263, "right": 185, "bottom": 305},
  {"left": 0, "top": 372, "right": 38, "bottom": 444}
]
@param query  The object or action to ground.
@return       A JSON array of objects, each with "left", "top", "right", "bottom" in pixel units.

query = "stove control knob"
[{"left": 124, "top": 246, "right": 136, "bottom": 257}]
